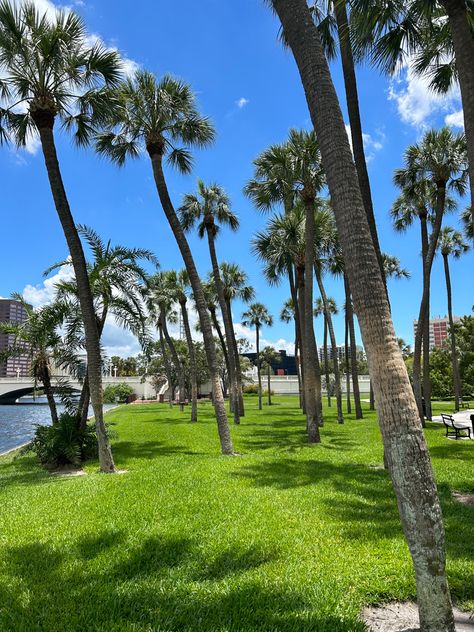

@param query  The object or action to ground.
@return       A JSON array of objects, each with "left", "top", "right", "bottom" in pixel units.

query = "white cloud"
[
  {"left": 236, "top": 97, "right": 250, "bottom": 109},
  {"left": 233, "top": 322, "right": 294, "bottom": 355},
  {"left": 445, "top": 109, "right": 464, "bottom": 128},
  {"left": 22, "top": 262, "right": 74, "bottom": 308},
  {"left": 345, "top": 124, "right": 384, "bottom": 162},
  {"left": 388, "top": 61, "right": 461, "bottom": 128},
  {"left": 101, "top": 319, "right": 142, "bottom": 358}
]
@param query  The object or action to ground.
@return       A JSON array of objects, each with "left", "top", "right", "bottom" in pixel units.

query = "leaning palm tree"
[
  {"left": 393, "top": 129, "right": 467, "bottom": 422},
  {"left": 437, "top": 227, "right": 470, "bottom": 411},
  {"left": 280, "top": 297, "right": 303, "bottom": 407},
  {"left": 260, "top": 346, "right": 281, "bottom": 406},
  {"left": 314, "top": 296, "right": 338, "bottom": 408},
  {"left": 269, "top": 1, "right": 456, "bottom": 626},
  {"left": 49, "top": 226, "right": 155, "bottom": 429},
  {"left": 0, "top": 296, "right": 75, "bottom": 425},
  {"left": 95, "top": 69, "right": 233, "bottom": 454},
  {"left": 179, "top": 181, "right": 241, "bottom": 424},
  {"left": 0, "top": 2, "right": 121, "bottom": 472},
  {"left": 241, "top": 303, "right": 273, "bottom": 411}
]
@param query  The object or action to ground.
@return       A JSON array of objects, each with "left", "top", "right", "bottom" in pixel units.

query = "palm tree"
[
  {"left": 0, "top": 2, "right": 121, "bottom": 472},
  {"left": 95, "top": 70, "right": 233, "bottom": 455},
  {"left": 219, "top": 261, "right": 255, "bottom": 416},
  {"left": 179, "top": 181, "right": 241, "bottom": 424},
  {"left": 393, "top": 129, "right": 467, "bottom": 422},
  {"left": 50, "top": 226, "right": 155, "bottom": 429},
  {"left": 260, "top": 346, "right": 281, "bottom": 405},
  {"left": 438, "top": 227, "right": 470, "bottom": 410},
  {"left": 0, "top": 296, "right": 75, "bottom": 425},
  {"left": 241, "top": 303, "right": 273, "bottom": 411},
  {"left": 280, "top": 297, "right": 304, "bottom": 407},
  {"left": 165, "top": 269, "right": 199, "bottom": 422},
  {"left": 314, "top": 296, "right": 338, "bottom": 408},
  {"left": 269, "top": 1, "right": 455, "bottom": 626},
  {"left": 350, "top": 0, "right": 474, "bottom": 238}
]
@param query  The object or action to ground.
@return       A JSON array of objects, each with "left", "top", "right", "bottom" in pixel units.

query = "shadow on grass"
[
  {"left": 0, "top": 534, "right": 365, "bottom": 631},
  {"left": 113, "top": 440, "right": 207, "bottom": 464}
]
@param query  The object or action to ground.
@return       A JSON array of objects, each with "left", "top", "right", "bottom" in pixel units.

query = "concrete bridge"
[{"left": 0, "top": 376, "right": 156, "bottom": 404}]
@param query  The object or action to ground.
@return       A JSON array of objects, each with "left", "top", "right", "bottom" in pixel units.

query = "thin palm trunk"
[
  {"left": 296, "top": 268, "right": 307, "bottom": 414},
  {"left": 442, "top": 254, "right": 462, "bottom": 411},
  {"left": 148, "top": 150, "right": 233, "bottom": 454},
  {"left": 303, "top": 198, "right": 322, "bottom": 442},
  {"left": 210, "top": 307, "right": 231, "bottom": 393},
  {"left": 345, "top": 307, "right": 352, "bottom": 414},
  {"left": 79, "top": 308, "right": 108, "bottom": 431},
  {"left": 206, "top": 228, "right": 240, "bottom": 424},
  {"left": 323, "top": 315, "right": 331, "bottom": 406},
  {"left": 41, "top": 365, "right": 59, "bottom": 425},
  {"left": 315, "top": 267, "right": 343, "bottom": 422},
  {"left": 421, "top": 211, "right": 432, "bottom": 421},
  {"left": 159, "top": 325, "right": 173, "bottom": 408},
  {"left": 180, "top": 300, "right": 198, "bottom": 422},
  {"left": 369, "top": 380, "right": 375, "bottom": 410},
  {"left": 34, "top": 119, "right": 115, "bottom": 473},
  {"left": 289, "top": 265, "right": 304, "bottom": 409},
  {"left": 256, "top": 324, "right": 262, "bottom": 410},
  {"left": 344, "top": 274, "right": 362, "bottom": 418},
  {"left": 413, "top": 189, "right": 446, "bottom": 425},
  {"left": 333, "top": 0, "right": 384, "bottom": 284},
  {"left": 160, "top": 311, "right": 185, "bottom": 410},
  {"left": 272, "top": 3, "right": 455, "bottom": 628},
  {"left": 225, "top": 297, "right": 245, "bottom": 417},
  {"left": 443, "top": 0, "right": 474, "bottom": 236}
]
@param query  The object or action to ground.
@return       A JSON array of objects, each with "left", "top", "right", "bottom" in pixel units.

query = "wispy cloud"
[
  {"left": 235, "top": 97, "right": 250, "bottom": 109},
  {"left": 345, "top": 124, "right": 384, "bottom": 162}
]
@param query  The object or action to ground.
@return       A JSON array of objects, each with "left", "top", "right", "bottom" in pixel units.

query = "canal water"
[{"left": 0, "top": 398, "right": 116, "bottom": 454}]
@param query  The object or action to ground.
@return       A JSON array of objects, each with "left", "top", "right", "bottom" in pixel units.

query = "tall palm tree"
[
  {"left": 179, "top": 181, "right": 241, "bottom": 424},
  {"left": 314, "top": 296, "right": 338, "bottom": 408},
  {"left": 0, "top": 296, "right": 75, "bottom": 425},
  {"left": 350, "top": 0, "right": 474, "bottom": 238},
  {"left": 219, "top": 261, "right": 255, "bottom": 416},
  {"left": 437, "top": 227, "right": 470, "bottom": 410},
  {"left": 95, "top": 70, "right": 233, "bottom": 455},
  {"left": 50, "top": 226, "right": 155, "bottom": 428},
  {"left": 165, "top": 269, "right": 199, "bottom": 422},
  {"left": 280, "top": 297, "right": 303, "bottom": 407},
  {"left": 260, "top": 346, "right": 281, "bottom": 406},
  {"left": 393, "top": 129, "right": 467, "bottom": 422},
  {"left": 201, "top": 279, "right": 231, "bottom": 394},
  {"left": 269, "top": 1, "right": 455, "bottom": 626},
  {"left": 241, "top": 303, "right": 273, "bottom": 411},
  {"left": 0, "top": 2, "right": 121, "bottom": 472}
]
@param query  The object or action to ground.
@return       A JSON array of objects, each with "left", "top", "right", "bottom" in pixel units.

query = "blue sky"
[{"left": 0, "top": 0, "right": 472, "bottom": 357}]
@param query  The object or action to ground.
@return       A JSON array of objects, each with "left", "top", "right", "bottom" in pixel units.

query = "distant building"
[
  {"left": 242, "top": 349, "right": 297, "bottom": 375},
  {"left": 318, "top": 344, "right": 364, "bottom": 364},
  {"left": 0, "top": 299, "right": 31, "bottom": 377},
  {"left": 413, "top": 315, "right": 461, "bottom": 350}
]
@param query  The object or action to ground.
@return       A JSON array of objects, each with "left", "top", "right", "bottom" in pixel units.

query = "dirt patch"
[
  {"left": 362, "top": 602, "right": 474, "bottom": 631},
  {"left": 50, "top": 466, "right": 87, "bottom": 478},
  {"left": 453, "top": 492, "right": 474, "bottom": 507}
]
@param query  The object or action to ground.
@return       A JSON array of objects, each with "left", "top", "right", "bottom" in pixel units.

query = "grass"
[{"left": 0, "top": 396, "right": 473, "bottom": 631}]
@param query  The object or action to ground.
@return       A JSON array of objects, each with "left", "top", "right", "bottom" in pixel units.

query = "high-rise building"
[
  {"left": 413, "top": 315, "right": 461, "bottom": 350},
  {"left": 0, "top": 299, "right": 31, "bottom": 377},
  {"left": 318, "top": 344, "right": 364, "bottom": 364}
]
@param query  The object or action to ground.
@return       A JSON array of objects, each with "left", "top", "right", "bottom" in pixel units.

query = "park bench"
[{"left": 441, "top": 413, "right": 472, "bottom": 440}]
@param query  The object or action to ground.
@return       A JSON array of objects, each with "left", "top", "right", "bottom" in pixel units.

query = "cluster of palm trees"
[{"left": 1, "top": 0, "right": 473, "bottom": 627}]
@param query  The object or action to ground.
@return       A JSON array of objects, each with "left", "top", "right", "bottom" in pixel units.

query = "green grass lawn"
[{"left": 0, "top": 396, "right": 473, "bottom": 631}]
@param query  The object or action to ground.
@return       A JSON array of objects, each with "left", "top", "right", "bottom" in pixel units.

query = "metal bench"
[{"left": 441, "top": 414, "right": 472, "bottom": 440}]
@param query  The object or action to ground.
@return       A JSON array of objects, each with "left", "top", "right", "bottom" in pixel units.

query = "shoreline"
[{"left": 0, "top": 404, "right": 122, "bottom": 458}]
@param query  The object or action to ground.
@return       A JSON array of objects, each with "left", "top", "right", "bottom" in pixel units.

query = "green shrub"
[
  {"left": 103, "top": 383, "right": 134, "bottom": 403},
  {"left": 28, "top": 412, "right": 98, "bottom": 468},
  {"left": 243, "top": 384, "right": 259, "bottom": 395}
]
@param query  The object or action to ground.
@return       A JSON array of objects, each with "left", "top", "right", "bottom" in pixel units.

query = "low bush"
[
  {"left": 27, "top": 412, "right": 98, "bottom": 468},
  {"left": 103, "top": 382, "right": 135, "bottom": 403}
]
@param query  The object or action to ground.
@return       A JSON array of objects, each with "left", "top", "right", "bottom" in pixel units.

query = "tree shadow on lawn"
[
  {"left": 113, "top": 439, "right": 207, "bottom": 464},
  {"left": 0, "top": 534, "right": 364, "bottom": 632},
  {"left": 0, "top": 455, "right": 51, "bottom": 489}
]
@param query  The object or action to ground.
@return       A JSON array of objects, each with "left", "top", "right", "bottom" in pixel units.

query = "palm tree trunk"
[
  {"left": 344, "top": 274, "right": 363, "bottom": 419},
  {"left": 443, "top": 254, "right": 462, "bottom": 411},
  {"left": 421, "top": 212, "right": 432, "bottom": 421},
  {"left": 206, "top": 229, "right": 240, "bottom": 424},
  {"left": 369, "top": 380, "right": 374, "bottom": 410},
  {"left": 323, "top": 315, "right": 331, "bottom": 406},
  {"left": 79, "top": 308, "right": 108, "bottom": 431},
  {"left": 225, "top": 297, "right": 245, "bottom": 417},
  {"left": 345, "top": 307, "right": 352, "bottom": 414},
  {"left": 210, "top": 307, "right": 231, "bottom": 385},
  {"left": 296, "top": 266, "right": 307, "bottom": 415},
  {"left": 267, "top": 364, "right": 272, "bottom": 405},
  {"left": 160, "top": 311, "right": 185, "bottom": 411},
  {"left": 272, "top": 3, "right": 455, "bottom": 628},
  {"left": 289, "top": 265, "right": 304, "bottom": 409},
  {"left": 315, "top": 266, "right": 343, "bottom": 422},
  {"left": 413, "top": 190, "right": 446, "bottom": 425},
  {"left": 333, "top": 0, "right": 385, "bottom": 284},
  {"left": 147, "top": 150, "right": 233, "bottom": 454},
  {"left": 42, "top": 366, "right": 59, "bottom": 426},
  {"left": 180, "top": 300, "right": 198, "bottom": 422},
  {"left": 159, "top": 325, "right": 173, "bottom": 407},
  {"left": 303, "top": 198, "right": 322, "bottom": 442},
  {"left": 256, "top": 324, "right": 262, "bottom": 410},
  {"left": 34, "top": 119, "right": 115, "bottom": 473},
  {"left": 443, "top": 0, "right": 474, "bottom": 236}
]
